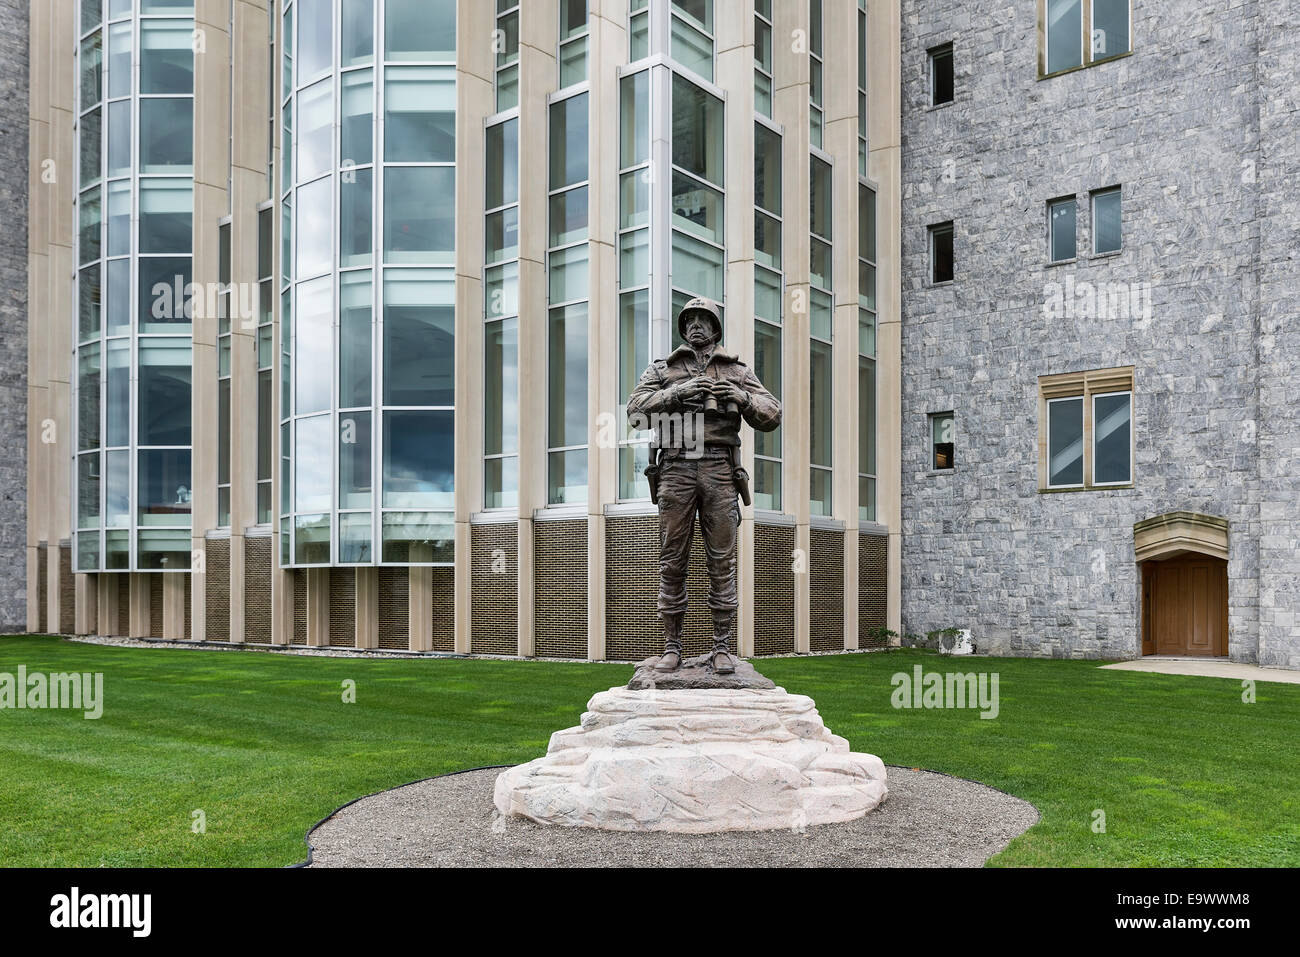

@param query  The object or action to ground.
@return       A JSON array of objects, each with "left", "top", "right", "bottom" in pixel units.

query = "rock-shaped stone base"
[
  {"left": 627, "top": 653, "right": 776, "bottom": 690},
  {"left": 493, "top": 686, "right": 888, "bottom": 833}
]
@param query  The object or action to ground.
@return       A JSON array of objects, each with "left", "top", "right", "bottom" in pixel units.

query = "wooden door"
[{"left": 1144, "top": 556, "right": 1228, "bottom": 656}]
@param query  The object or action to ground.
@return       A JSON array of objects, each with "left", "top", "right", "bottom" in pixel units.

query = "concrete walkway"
[{"left": 1101, "top": 656, "right": 1300, "bottom": 685}]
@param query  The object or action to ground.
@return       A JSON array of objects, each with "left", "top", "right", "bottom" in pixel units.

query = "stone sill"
[{"left": 1038, "top": 484, "right": 1135, "bottom": 494}]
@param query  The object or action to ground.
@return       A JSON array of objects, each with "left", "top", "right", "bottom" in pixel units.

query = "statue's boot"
[
  {"left": 710, "top": 610, "right": 736, "bottom": 674},
  {"left": 655, "top": 613, "right": 685, "bottom": 671}
]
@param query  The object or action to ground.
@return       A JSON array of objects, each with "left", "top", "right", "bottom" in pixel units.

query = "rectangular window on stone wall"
[
  {"left": 928, "top": 43, "right": 953, "bottom": 106},
  {"left": 930, "top": 412, "right": 954, "bottom": 471},
  {"left": 929, "top": 221, "right": 953, "bottom": 284},
  {"left": 1039, "top": 367, "right": 1135, "bottom": 491},
  {"left": 1048, "top": 196, "right": 1076, "bottom": 262},
  {"left": 1041, "top": 0, "right": 1130, "bottom": 77},
  {"left": 1092, "top": 186, "right": 1122, "bottom": 254}
]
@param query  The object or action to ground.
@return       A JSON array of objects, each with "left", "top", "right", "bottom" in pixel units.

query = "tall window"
[
  {"left": 670, "top": 0, "right": 713, "bottom": 81},
  {"left": 257, "top": 205, "right": 274, "bottom": 524},
  {"left": 1041, "top": 0, "right": 1130, "bottom": 77},
  {"left": 217, "top": 220, "right": 232, "bottom": 527},
  {"left": 754, "top": 120, "right": 783, "bottom": 511},
  {"left": 929, "top": 221, "right": 953, "bottom": 283},
  {"left": 755, "top": 0, "right": 773, "bottom": 119},
  {"left": 859, "top": 185, "right": 877, "bottom": 522},
  {"left": 617, "top": 10, "right": 726, "bottom": 500},
  {"left": 629, "top": 0, "right": 649, "bottom": 61},
  {"left": 485, "top": 118, "right": 520, "bottom": 510},
  {"left": 75, "top": 0, "right": 196, "bottom": 573},
  {"left": 857, "top": 0, "right": 868, "bottom": 174},
  {"left": 1039, "top": 367, "right": 1134, "bottom": 490},
  {"left": 808, "top": 0, "right": 824, "bottom": 148},
  {"left": 495, "top": 0, "right": 520, "bottom": 110},
  {"left": 670, "top": 73, "right": 725, "bottom": 348},
  {"left": 809, "top": 154, "right": 833, "bottom": 516},
  {"left": 929, "top": 42, "right": 954, "bottom": 106},
  {"left": 548, "top": 91, "right": 590, "bottom": 505},
  {"left": 559, "top": 0, "right": 588, "bottom": 87},
  {"left": 618, "top": 71, "right": 650, "bottom": 499}
]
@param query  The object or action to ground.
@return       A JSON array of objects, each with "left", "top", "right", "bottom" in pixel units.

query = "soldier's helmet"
[{"left": 677, "top": 297, "right": 722, "bottom": 341}]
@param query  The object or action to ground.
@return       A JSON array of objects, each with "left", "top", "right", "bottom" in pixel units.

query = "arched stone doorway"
[{"left": 1133, "top": 512, "right": 1229, "bottom": 657}]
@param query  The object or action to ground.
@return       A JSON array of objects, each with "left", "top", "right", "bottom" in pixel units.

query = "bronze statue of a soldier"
[{"left": 627, "top": 298, "right": 782, "bottom": 675}]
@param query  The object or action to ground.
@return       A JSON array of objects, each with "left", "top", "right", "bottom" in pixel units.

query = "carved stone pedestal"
[{"left": 494, "top": 680, "right": 888, "bottom": 833}]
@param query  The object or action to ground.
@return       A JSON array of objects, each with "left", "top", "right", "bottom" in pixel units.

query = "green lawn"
[{"left": 0, "top": 635, "right": 1296, "bottom": 867}]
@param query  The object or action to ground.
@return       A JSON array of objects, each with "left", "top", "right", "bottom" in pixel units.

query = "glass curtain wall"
[
  {"left": 548, "top": 90, "right": 590, "bottom": 505},
  {"left": 753, "top": 119, "right": 783, "bottom": 511},
  {"left": 76, "top": 0, "right": 196, "bottom": 573},
  {"left": 281, "top": 0, "right": 456, "bottom": 568}
]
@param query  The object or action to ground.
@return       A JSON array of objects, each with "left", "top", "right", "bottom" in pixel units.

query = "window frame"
[
  {"left": 1091, "top": 185, "right": 1122, "bottom": 255},
  {"left": 1044, "top": 395, "right": 1085, "bottom": 490},
  {"left": 928, "top": 221, "right": 954, "bottom": 285},
  {"left": 927, "top": 42, "right": 954, "bottom": 107},
  {"left": 1047, "top": 195, "right": 1077, "bottom": 263},
  {"left": 1090, "top": 389, "right": 1133, "bottom": 487},
  {"left": 1039, "top": 0, "right": 1132, "bottom": 79},
  {"left": 929, "top": 411, "right": 955, "bottom": 472},
  {"left": 1038, "top": 367, "right": 1135, "bottom": 492}
]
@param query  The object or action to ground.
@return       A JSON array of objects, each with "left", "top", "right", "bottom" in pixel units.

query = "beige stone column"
[
  {"left": 869, "top": 0, "right": 903, "bottom": 637},
  {"left": 515, "top": 0, "right": 559, "bottom": 659},
  {"left": 97, "top": 573, "right": 117, "bottom": 637},
  {"left": 451, "top": 0, "right": 495, "bottom": 655},
  {"left": 355, "top": 567, "right": 378, "bottom": 650},
  {"left": 306, "top": 567, "right": 329, "bottom": 646},
  {"left": 192, "top": 0, "right": 233, "bottom": 641},
  {"left": 224, "top": 0, "right": 273, "bottom": 644},
  {"left": 268, "top": 3, "right": 289, "bottom": 647},
  {"left": 32, "top": 0, "right": 74, "bottom": 636},
  {"left": 408, "top": 565, "right": 432, "bottom": 651},
  {"left": 774, "top": 0, "right": 812, "bottom": 654},
  {"left": 718, "top": 10, "right": 756, "bottom": 657},
  {"left": 163, "top": 573, "right": 187, "bottom": 639},
  {"left": 25, "top": 0, "right": 54, "bottom": 632},
  {"left": 75, "top": 574, "right": 96, "bottom": 635},
  {"left": 129, "top": 573, "right": 149, "bottom": 638},
  {"left": 827, "top": 0, "right": 859, "bottom": 652},
  {"left": 586, "top": 2, "right": 627, "bottom": 661}
]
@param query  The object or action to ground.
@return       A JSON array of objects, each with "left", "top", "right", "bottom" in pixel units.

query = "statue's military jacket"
[{"left": 626, "top": 345, "right": 782, "bottom": 450}]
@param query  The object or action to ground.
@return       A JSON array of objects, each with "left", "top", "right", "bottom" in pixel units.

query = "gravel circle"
[{"left": 305, "top": 766, "right": 1039, "bottom": 868}]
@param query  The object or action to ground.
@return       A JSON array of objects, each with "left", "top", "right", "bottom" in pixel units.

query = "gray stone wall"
[
  {"left": 0, "top": 0, "right": 28, "bottom": 632},
  {"left": 1255, "top": 2, "right": 1300, "bottom": 668},
  {"left": 899, "top": 1, "right": 1291, "bottom": 663}
]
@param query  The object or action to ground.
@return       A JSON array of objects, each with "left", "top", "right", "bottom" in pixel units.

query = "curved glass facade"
[
  {"left": 75, "top": 0, "right": 196, "bottom": 573},
  {"left": 279, "top": 0, "right": 457, "bottom": 567}
]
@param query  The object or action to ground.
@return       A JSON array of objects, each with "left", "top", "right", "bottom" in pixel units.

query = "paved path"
[
  {"left": 1101, "top": 657, "right": 1300, "bottom": 685},
  {"left": 304, "top": 766, "right": 1039, "bottom": 868}
]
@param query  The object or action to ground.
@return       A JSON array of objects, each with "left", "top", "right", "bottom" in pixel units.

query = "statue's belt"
[{"left": 661, "top": 445, "right": 736, "bottom": 459}]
